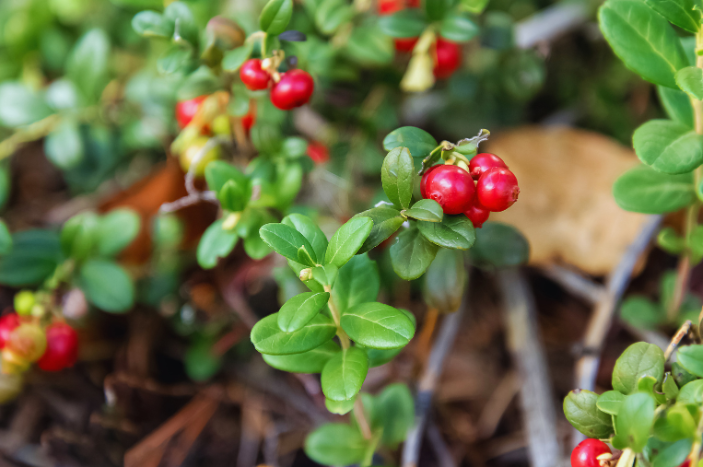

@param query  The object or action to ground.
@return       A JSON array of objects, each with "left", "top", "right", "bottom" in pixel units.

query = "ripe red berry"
[
  {"left": 679, "top": 461, "right": 691, "bottom": 467},
  {"left": 240, "top": 59, "right": 272, "bottom": 91},
  {"left": 270, "top": 70, "right": 315, "bottom": 110},
  {"left": 175, "top": 95, "right": 207, "bottom": 129},
  {"left": 395, "top": 37, "right": 418, "bottom": 53},
  {"left": 307, "top": 142, "right": 330, "bottom": 164},
  {"left": 0, "top": 314, "right": 20, "bottom": 349},
  {"left": 420, "top": 165, "right": 441, "bottom": 199},
  {"left": 464, "top": 198, "right": 490, "bottom": 228},
  {"left": 37, "top": 323, "right": 79, "bottom": 372},
  {"left": 469, "top": 153, "right": 507, "bottom": 180},
  {"left": 421, "top": 165, "right": 475, "bottom": 215},
  {"left": 571, "top": 439, "right": 611, "bottom": 467},
  {"left": 433, "top": 38, "right": 462, "bottom": 79},
  {"left": 378, "top": 0, "right": 402, "bottom": 15},
  {"left": 476, "top": 167, "right": 519, "bottom": 212}
]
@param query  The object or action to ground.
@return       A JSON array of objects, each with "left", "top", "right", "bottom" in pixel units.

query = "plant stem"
[
  {"left": 664, "top": 320, "right": 693, "bottom": 361},
  {"left": 689, "top": 408, "right": 703, "bottom": 466},
  {"left": 353, "top": 398, "right": 373, "bottom": 440}
]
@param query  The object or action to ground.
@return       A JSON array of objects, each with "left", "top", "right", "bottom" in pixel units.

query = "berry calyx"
[
  {"left": 476, "top": 167, "right": 519, "bottom": 212},
  {"left": 570, "top": 439, "right": 611, "bottom": 467},
  {"left": 270, "top": 70, "right": 315, "bottom": 110},
  {"left": 175, "top": 95, "right": 207, "bottom": 129},
  {"left": 179, "top": 136, "right": 222, "bottom": 176},
  {"left": 240, "top": 59, "right": 272, "bottom": 91},
  {"left": 307, "top": 142, "right": 330, "bottom": 164},
  {"left": 395, "top": 37, "right": 419, "bottom": 53},
  {"left": 37, "top": 323, "right": 79, "bottom": 372},
  {"left": 469, "top": 153, "right": 507, "bottom": 180},
  {"left": 0, "top": 314, "right": 20, "bottom": 349},
  {"left": 464, "top": 198, "right": 490, "bottom": 228},
  {"left": 421, "top": 164, "right": 475, "bottom": 215},
  {"left": 433, "top": 38, "right": 461, "bottom": 79}
]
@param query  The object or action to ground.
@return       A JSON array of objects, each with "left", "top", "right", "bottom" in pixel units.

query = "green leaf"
[
  {"left": 197, "top": 220, "right": 238, "bottom": 269},
  {"left": 282, "top": 214, "right": 328, "bottom": 261},
  {"left": 312, "top": 264, "right": 338, "bottom": 287},
  {"left": 324, "top": 217, "right": 373, "bottom": 268},
  {"left": 613, "top": 165, "right": 694, "bottom": 214},
  {"left": 0, "top": 230, "right": 62, "bottom": 286},
  {"left": 0, "top": 220, "right": 11, "bottom": 256},
  {"left": 325, "top": 397, "right": 356, "bottom": 415},
  {"left": 345, "top": 25, "right": 394, "bottom": 66},
  {"left": 653, "top": 404, "right": 696, "bottom": 442},
  {"left": 262, "top": 340, "right": 340, "bottom": 373},
  {"left": 251, "top": 313, "right": 336, "bottom": 355},
  {"left": 332, "top": 254, "right": 380, "bottom": 313},
  {"left": 185, "top": 337, "right": 221, "bottom": 382},
  {"left": 676, "top": 344, "right": 703, "bottom": 376},
  {"left": 658, "top": 86, "right": 694, "bottom": 128},
  {"left": 61, "top": 212, "right": 100, "bottom": 260},
  {"left": 277, "top": 292, "right": 330, "bottom": 332},
  {"left": 67, "top": 29, "right": 110, "bottom": 103},
  {"left": 390, "top": 227, "right": 439, "bottom": 280},
  {"left": 417, "top": 214, "right": 475, "bottom": 250},
  {"left": 652, "top": 439, "right": 693, "bottom": 467},
  {"left": 222, "top": 44, "right": 253, "bottom": 72},
  {"left": 613, "top": 392, "right": 656, "bottom": 452},
  {"left": 157, "top": 46, "right": 193, "bottom": 74},
  {"left": 563, "top": 389, "right": 614, "bottom": 439},
  {"left": 382, "top": 147, "right": 415, "bottom": 210},
  {"left": 260, "top": 223, "right": 318, "bottom": 266},
  {"left": 97, "top": 209, "right": 140, "bottom": 257},
  {"left": 676, "top": 379, "right": 703, "bottom": 405},
  {"left": 45, "top": 120, "right": 84, "bottom": 170},
  {"left": 375, "top": 383, "right": 415, "bottom": 447},
  {"left": 321, "top": 347, "right": 369, "bottom": 401},
  {"left": 353, "top": 206, "right": 404, "bottom": 254},
  {"left": 423, "top": 248, "right": 466, "bottom": 312},
  {"left": 644, "top": 0, "right": 701, "bottom": 33},
  {"left": 205, "top": 160, "right": 250, "bottom": 194},
  {"left": 341, "top": 302, "right": 415, "bottom": 349},
  {"left": 664, "top": 375, "right": 679, "bottom": 401},
  {"left": 598, "top": 0, "right": 688, "bottom": 89},
  {"left": 0, "top": 83, "right": 52, "bottom": 128},
  {"left": 315, "top": 0, "right": 355, "bottom": 35},
  {"left": 596, "top": 390, "right": 626, "bottom": 416},
  {"left": 633, "top": 120, "right": 703, "bottom": 174},
  {"left": 461, "top": 0, "right": 489, "bottom": 13},
  {"left": 259, "top": 0, "right": 294, "bottom": 35},
  {"left": 673, "top": 362, "right": 698, "bottom": 388},
  {"left": 612, "top": 342, "right": 665, "bottom": 395},
  {"left": 440, "top": 14, "right": 479, "bottom": 42},
  {"left": 365, "top": 347, "right": 403, "bottom": 367},
  {"left": 244, "top": 233, "right": 272, "bottom": 259},
  {"left": 164, "top": 2, "right": 198, "bottom": 45},
  {"left": 177, "top": 66, "right": 221, "bottom": 101},
  {"left": 425, "top": 0, "right": 458, "bottom": 21},
  {"left": 676, "top": 66, "right": 703, "bottom": 101},
  {"left": 132, "top": 11, "right": 173, "bottom": 37},
  {"left": 405, "top": 199, "right": 443, "bottom": 222},
  {"left": 218, "top": 179, "right": 251, "bottom": 212},
  {"left": 304, "top": 423, "right": 369, "bottom": 466},
  {"left": 378, "top": 10, "right": 428, "bottom": 38},
  {"left": 79, "top": 259, "right": 135, "bottom": 313},
  {"left": 383, "top": 127, "right": 438, "bottom": 163},
  {"left": 620, "top": 296, "right": 663, "bottom": 330}
]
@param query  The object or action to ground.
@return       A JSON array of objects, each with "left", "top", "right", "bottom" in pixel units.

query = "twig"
[
  {"left": 401, "top": 286, "right": 470, "bottom": 467},
  {"left": 497, "top": 267, "right": 562, "bottom": 467},
  {"left": 540, "top": 264, "right": 604, "bottom": 304},
  {"left": 664, "top": 320, "right": 693, "bottom": 361},
  {"left": 514, "top": 1, "right": 589, "bottom": 49},
  {"left": 667, "top": 205, "right": 698, "bottom": 320},
  {"left": 159, "top": 191, "right": 218, "bottom": 213},
  {"left": 426, "top": 422, "right": 457, "bottom": 467},
  {"left": 476, "top": 370, "right": 521, "bottom": 439}
]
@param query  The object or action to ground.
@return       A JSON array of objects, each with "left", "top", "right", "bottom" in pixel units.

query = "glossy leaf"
[
  {"left": 633, "top": 119, "right": 703, "bottom": 174},
  {"left": 375, "top": 383, "right": 415, "bottom": 447},
  {"left": 251, "top": 313, "right": 336, "bottom": 355},
  {"left": 67, "top": 29, "right": 110, "bottom": 102},
  {"left": 652, "top": 439, "right": 693, "bottom": 467},
  {"left": 0, "top": 83, "right": 52, "bottom": 128},
  {"left": 676, "top": 66, "right": 703, "bottom": 101},
  {"left": 0, "top": 230, "right": 62, "bottom": 286},
  {"left": 620, "top": 296, "right": 662, "bottom": 330},
  {"left": 262, "top": 340, "right": 340, "bottom": 373},
  {"left": 417, "top": 214, "right": 475, "bottom": 250},
  {"left": 596, "top": 390, "right": 625, "bottom": 415},
  {"left": 653, "top": 404, "right": 696, "bottom": 442},
  {"left": 0, "top": 221, "right": 11, "bottom": 256},
  {"left": 425, "top": 0, "right": 458, "bottom": 21},
  {"left": 365, "top": 347, "right": 403, "bottom": 367},
  {"left": 45, "top": 120, "right": 84, "bottom": 170},
  {"left": 260, "top": 223, "right": 318, "bottom": 266},
  {"left": 282, "top": 214, "right": 328, "bottom": 261},
  {"left": 132, "top": 11, "right": 174, "bottom": 38},
  {"left": 321, "top": 347, "right": 369, "bottom": 401},
  {"left": 440, "top": 14, "right": 479, "bottom": 42},
  {"left": 304, "top": 423, "right": 369, "bottom": 466},
  {"left": 664, "top": 374, "right": 679, "bottom": 400},
  {"left": 382, "top": 147, "right": 415, "bottom": 210},
  {"left": 197, "top": 220, "right": 238, "bottom": 269},
  {"left": 613, "top": 165, "right": 694, "bottom": 214},
  {"left": 423, "top": 248, "right": 466, "bottom": 312},
  {"left": 676, "top": 344, "right": 703, "bottom": 376},
  {"left": 383, "top": 126, "right": 438, "bottom": 163},
  {"left": 378, "top": 10, "right": 427, "bottom": 38},
  {"left": 259, "top": 0, "right": 293, "bottom": 35},
  {"left": 612, "top": 342, "right": 665, "bottom": 394},
  {"left": 644, "top": 0, "right": 700, "bottom": 33},
  {"left": 332, "top": 254, "right": 380, "bottom": 313},
  {"left": 354, "top": 206, "right": 404, "bottom": 254},
  {"left": 79, "top": 259, "right": 135, "bottom": 313},
  {"left": 97, "top": 209, "right": 140, "bottom": 257},
  {"left": 405, "top": 199, "right": 443, "bottom": 222},
  {"left": 676, "top": 379, "right": 703, "bottom": 405},
  {"left": 315, "top": 0, "right": 354, "bottom": 35},
  {"left": 222, "top": 44, "right": 253, "bottom": 72},
  {"left": 390, "top": 227, "right": 439, "bottom": 280},
  {"left": 341, "top": 302, "right": 415, "bottom": 349},
  {"left": 612, "top": 392, "right": 655, "bottom": 452},
  {"left": 658, "top": 86, "right": 694, "bottom": 128},
  {"left": 563, "top": 389, "right": 614, "bottom": 439},
  {"left": 324, "top": 217, "right": 373, "bottom": 268},
  {"left": 277, "top": 292, "right": 330, "bottom": 332},
  {"left": 205, "top": 161, "right": 249, "bottom": 193}
]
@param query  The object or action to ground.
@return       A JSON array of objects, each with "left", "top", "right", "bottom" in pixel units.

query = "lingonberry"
[
  {"left": 270, "top": 70, "right": 315, "bottom": 110},
  {"left": 420, "top": 164, "right": 441, "bottom": 199},
  {"left": 469, "top": 153, "right": 507, "bottom": 180},
  {"left": 240, "top": 59, "right": 272, "bottom": 91},
  {"left": 179, "top": 136, "right": 222, "bottom": 176},
  {"left": 433, "top": 38, "right": 462, "bottom": 79},
  {"left": 37, "top": 323, "right": 79, "bottom": 372},
  {"left": 570, "top": 439, "right": 611, "bottom": 467},
  {"left": 378, "top": 0, "right": 402, "bottom": 15},
  {"left": 307, "top": 142, "right": 330, "bottom": 164},
  {"left": 476, "top": 167, "right": 519, "bottom": 212},
  {"left": 6, "top": 323, "right": 47, "bottom": 363},
  {"left": 421, "top": 165, "right": 475, "bottom": 215},
  {"left": 679, "top": 461, "right": 691, "bottom": 467},
  {"left": 0, "top": 314, "right": 20, "bottom": 349},
  {"left": 175, "top": 95, "right": 207, "bottom": 129},
  {"left": 395, "top": 37, "right": 418, "bottom": 53},
  {"left": 464, "top": 198, "right": 490, "bottom": 228}
]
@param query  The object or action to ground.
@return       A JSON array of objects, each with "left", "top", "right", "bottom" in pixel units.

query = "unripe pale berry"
[
  {"left": 37, "top": 323, "right": 79, "bottom": 372},
  {"left": 240, "top": 59, "right": 272, "bottom": 91},
  {"left": 433, "top": 38, "right": 461, "bottom": 79},
  {"left": 464, "top": 198, "right": 490, "bottom": 228},
  {"left": 476, "top": 167, "right": 519, "bottom": 212},
  {"left": 571, "top": 439, "right": 611, "bottom": 467},
  {"left": 179, "top": 136, "right": 222, "bottom": 176},
  {"left": 0, "top": 314, "right": 20, "bottom": 349},
  {"left": 175, "top": 95, "right": 208, "bottom": 129},
  {"left": 6, "top": 323, "right": 47, "bottom": 363},
  {"left": 469, "top": 153, "right": 507, "bottom": 180},
  {"left": 270, "top": 70, "right": 315, "bottom": 110},
  {"left": 421, "top": 165, "right": 475, "bottom": 215}
]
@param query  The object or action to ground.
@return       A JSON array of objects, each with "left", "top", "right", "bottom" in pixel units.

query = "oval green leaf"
[
  {"left": 320, "top": 346, "right": 369, "bottom": 401},
  {"left": 251, "top": 313, "right": 336, "bottom": 355},
  {"left": 633, "top": 119, "right": 703, "bottom": 174},
  {"left": 79, "top": 259, "right": 135, "bottom": 313},
  {"left": 390, "top": 227, "right": 439, "bottom": 280},
  {"left": 382, "top": 147, "right": 415, "bottom": 210},
  {"left": 262, "top": 340, "right": 340, "bottom": 373},
  {"left": 613, "top": 165, "right": 694, "bottom": 214},
  {"left": 612, "top": 342, "right": 665, "bottom": 394},
  {"left": 417, "top": 214, "right": 475, "bottom": 250},
  {"left": 354, "top": 206, "right": 404, "bottom": 254},
  {"left": 341, "top": 302, "right": 415, "bottom": 349},
  {"left": 405, "top": 199, "right": 443, "bottom": 222},
  {"left": 563, "top": 389, "right": 614, "bottom": 439},
  {"left": 324, "top": 217, "right": 373, "bottom": 268},
  {"left": 277, "top": 291, "right": 330, "bottom": 332}
]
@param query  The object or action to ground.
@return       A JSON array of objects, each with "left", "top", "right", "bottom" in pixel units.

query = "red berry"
[
  {"left": 420, "top": 164, "right": 441, "bottom": 199},
  {"left": 464, "top": 198, "right": 490, "bottom": 228},
  {"left": 37, "top": 323, "right": 79, "bottom": 372},
  {"left": 571, "top": 439, "right": 611, "bottom": 467},
  {"left": 421, "top": 165, "right": 475, "bottom": 215},
  {"left": 469, "top": 153, "right": 507, "bottom": 180},
  {"left": 395, "top": 37, "right": 418, "bottom": 53},
  {"left": 0, "top": 314, "right": 20, "bottom": 349},
  {"left": 378, "top": 0, "right": 402, "bottom": 15},
  {"left": 240, "top": 59, "right": 272, "bottom": 91},
  {"left": 433, "top": 38, "right": 461, "bottom": 79},
  {"left": 679, "top": 461, "right": 691, "bottom": 467},
  {"left": 307, "top": 142, "right": 330, "bottom": 164},
  {"left": 476, "top": 167, "right": 519, "bottom": 212},
  {"left": 270, "top": 70, "right": 315, "bottom": 110},
  {"left": 175, "top": 95, "right": 207, "bottom": 129}
]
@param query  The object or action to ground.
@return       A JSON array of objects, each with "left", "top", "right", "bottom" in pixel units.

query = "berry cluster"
[
  {"left": 240, "top": 59, "right": 314, "bottom": 111},
  {"left": 420, "top": 153, "right": 519, "bottom": 228},
  {"left": 0, "top": 313, "right": 78, "bottom": 374},
  {"left": 571, "top": 439, "right": 612, "bottom": 467}
]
